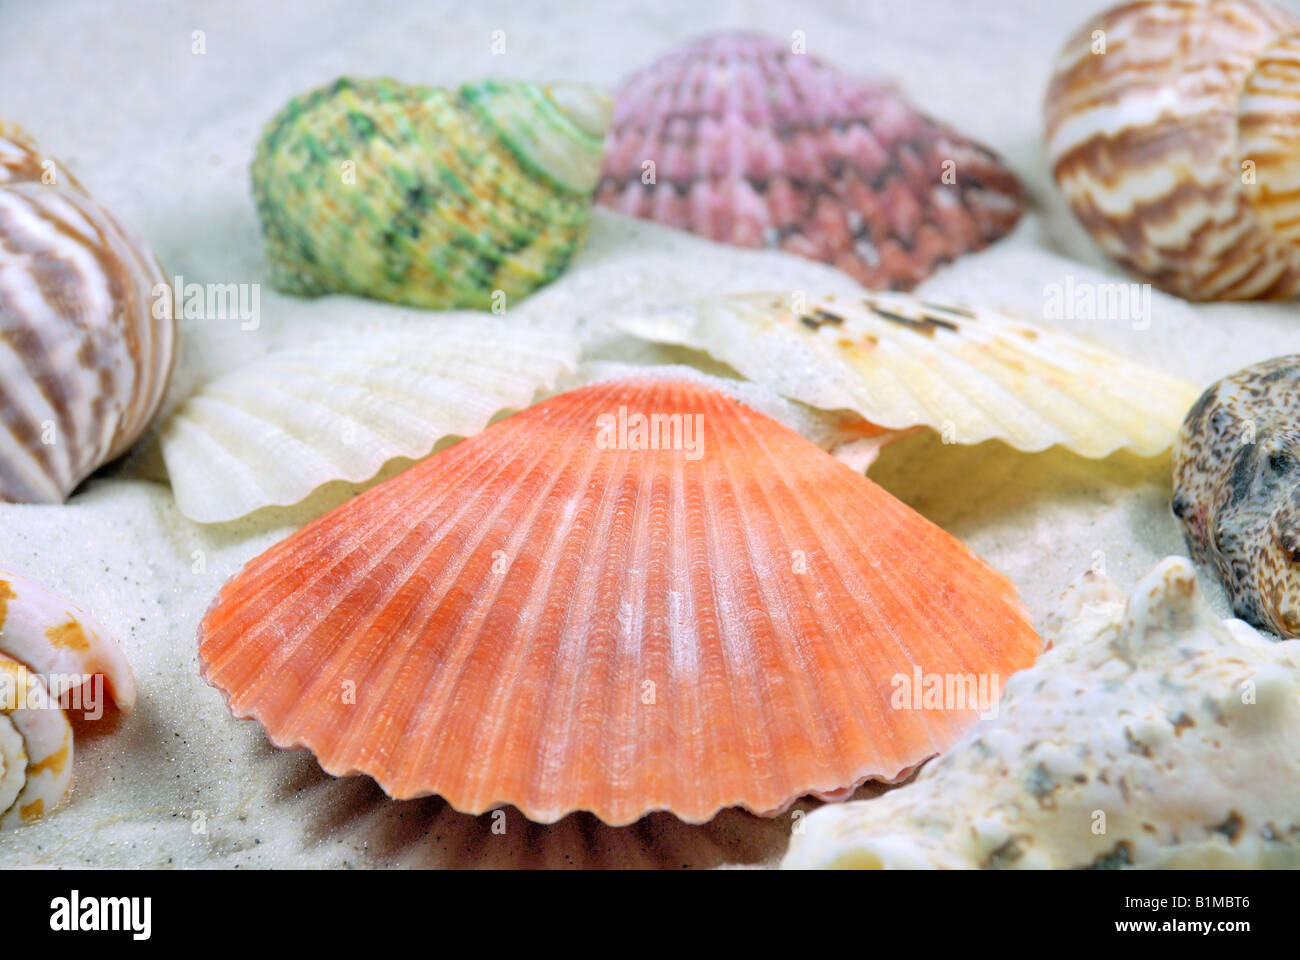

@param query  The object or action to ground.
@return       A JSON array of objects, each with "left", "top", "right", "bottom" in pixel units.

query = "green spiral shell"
[{"left": 250, "top": 76, "right": 611, "bottom": 310}]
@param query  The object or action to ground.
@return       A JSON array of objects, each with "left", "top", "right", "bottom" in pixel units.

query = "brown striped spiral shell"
[
  {"left": 0, "top": 123, "right": 175, "bottom": 503},
  {"left": 1044, "top": 0, "right": 1300, "bottom": 301}
]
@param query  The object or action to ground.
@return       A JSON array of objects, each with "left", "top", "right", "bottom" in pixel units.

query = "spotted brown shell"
[{"left": 1172, "top": 355, "right": 1300, "bottom": 635}]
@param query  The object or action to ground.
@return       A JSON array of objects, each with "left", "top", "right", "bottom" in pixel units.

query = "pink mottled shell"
[{"left": 597, "top": 32, "right": 1025, "bottom": 290}]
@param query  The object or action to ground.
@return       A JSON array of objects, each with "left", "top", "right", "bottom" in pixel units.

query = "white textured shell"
[
  {"left": 613, "top": 291, "right": 1201, "bottom": 458},
  {"left": 781, "top": 557, "right": 1300, "bottom": 869},
  {"left": 1044, "top": 0, "right": 1300, "bottom": 300},
  {"left": 160, "top": 319, "right": 580, "bottom": 523},
  {"left": 0, "top": 123, "right": 175, "bottom": 502},
  {"left": 0, "top": 568, "right": 135, "bottom": 826}
]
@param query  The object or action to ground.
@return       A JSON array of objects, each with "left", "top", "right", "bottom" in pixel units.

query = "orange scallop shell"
[{"left": 199, "top": 379, "right": 1041, "bottom": 825}]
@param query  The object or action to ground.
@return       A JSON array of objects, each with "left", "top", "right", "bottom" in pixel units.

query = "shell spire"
[
  {"left": 460, "top": 79, "right": 612, "bottom": 192},
  {"left": 544, "top": 82, "right": 615, "bottom": 141},
  {"left": 199, "top": 378, "right": 1041, "bottom": 826},
  {"left": 0, "top": 656, "right": 73, "bottom": 828}
]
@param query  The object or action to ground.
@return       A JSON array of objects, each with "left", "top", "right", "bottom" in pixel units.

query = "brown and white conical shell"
[
  {"left": 1045, "top": 0, "right": 1300, "bottom": 299},
  {"left": 0, "top": 123, "right": 175, "bottom": 503},
  {"left": 1044, "top": 0, "right": 1300, "bottom": 300}
]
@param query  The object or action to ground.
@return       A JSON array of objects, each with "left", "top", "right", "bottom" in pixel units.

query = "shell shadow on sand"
[{"left": 279, "top": 752, "right": 895, "bottom": 869}]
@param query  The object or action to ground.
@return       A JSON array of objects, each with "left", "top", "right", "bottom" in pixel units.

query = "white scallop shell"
[
  {"left": 159, "top": 319, "right": 580, "bottom": 523},
  {"left": 612, "top": 290, "right": 1201, "bottom": 458},
  {"left": 781, "top": 557, "right": 1300, "bottom": 869}
]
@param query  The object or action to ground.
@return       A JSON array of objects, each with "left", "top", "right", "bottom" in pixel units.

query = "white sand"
[{"left": 1, "top": 0, "right": 1298, "bottom": 868}]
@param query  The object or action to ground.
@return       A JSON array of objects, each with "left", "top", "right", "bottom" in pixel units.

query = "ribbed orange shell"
[{"left": 199, "top": 379, "right": 1041, "bottom": 825}]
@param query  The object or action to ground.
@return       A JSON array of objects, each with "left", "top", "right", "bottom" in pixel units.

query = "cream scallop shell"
[
  {"left": 1044, "top": 0, "right": 1300, "bottom": 300},
  {"left": 612, "top": 291, "right": 1202, "bottom": 458},
  {"left": 0, "top": 124, "right": 175, "bottom": 502},
  {"left": 159, "top": 319, "right": 580, "bottom": 523},
  {"left": 782, "top": 557, "right": 1300, "bottom": 869}
]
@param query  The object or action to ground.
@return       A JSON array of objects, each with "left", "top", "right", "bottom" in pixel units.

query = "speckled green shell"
[{"left": 250, "top": 76, "right": 611, "bottom": 310}]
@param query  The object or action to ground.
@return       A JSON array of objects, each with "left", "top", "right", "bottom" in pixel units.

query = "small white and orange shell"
[
  {"left": 0, "top": 122, "right": 176, "bottom": 503},
  {"left": 0, "top": 656, "right": 74, "bottom": 828},
  {"left": 1044, "top": 0, "right": 1300, "bottom": 300},
  {"left": 0, "top": 568, "right": 135, "bottom": 826}
]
